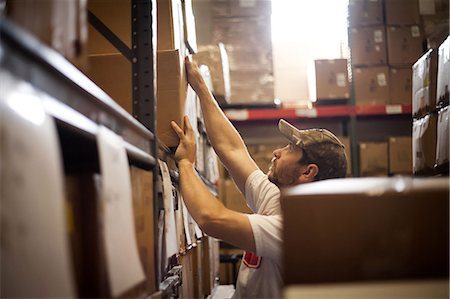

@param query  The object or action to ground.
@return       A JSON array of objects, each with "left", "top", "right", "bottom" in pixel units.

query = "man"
[{"left": 170, "top": 57, "right": 347, "bottom": 298}]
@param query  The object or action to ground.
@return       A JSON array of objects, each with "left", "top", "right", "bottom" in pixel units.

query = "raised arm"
[
  {"left": 171, "top": 117, "right": 256, "bottom": 252},
  {"left": 185, "top": 57, "right": 258, "bottom": 191}
]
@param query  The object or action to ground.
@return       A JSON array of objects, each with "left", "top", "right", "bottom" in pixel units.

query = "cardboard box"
[
  {"left": 389, "top": 67, "right": 413, "bottom": 104},
  {"left": 229, "top": 69, "right": 275, "bottom": 104},
  {"left": 130, "top": 167, "right": 156, "bottom": 295},
  {"left": 350, "top": 26, "right": 387, "bottom": 66},
  {"left": 180, "top": 249, "right": 195, "bottom": 299},
  {"left": 348, "top": 0, "right": 383, "bottom": 26},
  {"left": 194, "top": 43, "right": 231, "bottom": 103},
  {"left": 314, "top": 59, "right": 350, "bottom": 100},
  {"left": 435, "top": 106, "right": 449, "bottom": 170},
  {"left": 87, "top": 0, "right": 130, "bottom": 55},
  {"left": 385, "top": 0, "right": 420, "bottom": 25},
  {"left": 281, "top": 177, "right": 449, "bottom": 285},
  {"left": 157, "top": 0, "right": 184, "bottom": 51},
  {"left": 8, "top": 0, "right": 88, "bottom": 70},
  {"left": 412, "top": 49, "right": 437, "bottom": 117},
  {"left": 156, "top": 49, "right": 187, "bottom": 147},
  {"left": 388, "top": 137, "right": 413, "bottom": 174},
  {"left": 386, "top": 26, "right": 423, "bottom": 66},
  {"left": 359, "top": 142, "right": 388, "bottom": 176},
  {"left": 86, "top": 54, "right": 132, "bottom": 114},
  {"left": 413, "top": 114, "right": 437, "bottom": 174},
  {"left": 223, "top": 179, "right": 252, "bottom": 214},
  {"left": 436, "top": 36, "right": 450, "bottom": 107},
  {"left": 211, "top": 0, "right": 272, "bottom": 17},
  {"left": 353, "top": 67, "right": 389, "bottom": 105}
]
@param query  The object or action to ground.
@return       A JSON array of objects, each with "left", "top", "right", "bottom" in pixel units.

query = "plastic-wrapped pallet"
[{"left": 435, "top": 106, "right": 449, "bottom": 173}]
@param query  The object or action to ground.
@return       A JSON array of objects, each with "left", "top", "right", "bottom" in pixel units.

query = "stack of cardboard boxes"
[
  {"left": 413, "top": 35, "right": 449, "bottom": 175},
  {"left": 210, "top": 0, "right": 274, "bottom": 104},
  {"left": 313, "top": 59, "right": 350, "bottom": 102}
]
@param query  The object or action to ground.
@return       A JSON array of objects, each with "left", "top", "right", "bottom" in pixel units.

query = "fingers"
[
  {"left": 183, "top": 116, "right": 195, "bottom": 138},
  {"left": 171, "top": 121, "right": 184, "bottom": 139}
]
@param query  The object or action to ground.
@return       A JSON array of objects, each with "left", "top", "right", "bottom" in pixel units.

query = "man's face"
[{"left": 267, "top": 143, "right": 306, "bottom": 187}]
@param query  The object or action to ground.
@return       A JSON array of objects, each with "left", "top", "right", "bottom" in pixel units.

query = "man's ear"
[{"left": 299, "top": 164, "right": 319, "bottom": 183}]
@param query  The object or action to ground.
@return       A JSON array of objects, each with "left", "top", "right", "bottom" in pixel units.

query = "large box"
[
  {"left": 281, "top": 177, "right": 449, "bottom": 285},
  {"left": 385, "top": 0, "right": 420, "bottom": 25},
  {"left": 211, "top": 0, "right": 272, "bottom": 17},
  {"left": 388, "top": 136, "right": 413, "bottom": 174},
  {"left": 353, "top": 66, "right": 389, "bottom": 105},
  {"left": 412, "top": 49, "right": 438, "bottom": 117},
  {"left": 223, "top": 179, "right": 252, "bottom": 214},
  {"left": 229, "top": 70, "right": 274, "bottom": 104},
  {"left": 86, "top": 54, "right": 132, "bottom": 114},
  {"left": 194, "top": 43, "right": 231, "bottom": 103},
  {"left": 435, "top": 106, "right": 449, "bottom": 171},
  {"left": 389, "top": 67, "right": 413, "bottom": 104},
  {"left": 7, "top": 0, "right": 88, "bottom": 70},
  {"left": 157, "top": 0, "right": 184, "bottom": 51},
  {"left": 348, "top": 0, "right": 383, "bottom": 27},
  {"left": 386, "top": 26, "right": 423, "bottom": 66},
  {"left": 350, "top": 26, "right": 387, "bottom": 66},
  {"left": 413, "top": 113, "right": 438, "bottom": 174},
  {"left": 314, "top": 59, "right": 350, "bottom": 101},
  {"left": 436, "top": 36, "right": 450, "bottom": 107},
  {"left": 156, "top": 49, "right": 188, "bottom": 147},
  {"left": 87, "top": 0, "right": 130, "bottom": 55},
  {"left": 359, "top": 142, "right": 388, "bottom": 176}
]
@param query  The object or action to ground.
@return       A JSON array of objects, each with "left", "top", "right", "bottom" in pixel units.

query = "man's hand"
[
  {"left": 171, "top": 115, "right": 196, "bottom": 165},
  {"left": 185, "top": 56, "right": 206, "bottom": 93}
]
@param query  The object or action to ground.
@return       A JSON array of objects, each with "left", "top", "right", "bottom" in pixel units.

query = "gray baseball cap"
[{"left": 278, "top": 119, "right": 345, "bottom": 149}]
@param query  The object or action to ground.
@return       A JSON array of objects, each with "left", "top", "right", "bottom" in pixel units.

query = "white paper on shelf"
[
  {"left": 0, "top": 71, "right": 75, "bottom": 298},
  {"left": 182, "top": 199, "right": 193, "bottom": 246},
  {"left": 97, "top": 126, "right": 145, "bottom": 297},
  {"left": 158, "top": 160, "right": 178, "bottom": 261}
]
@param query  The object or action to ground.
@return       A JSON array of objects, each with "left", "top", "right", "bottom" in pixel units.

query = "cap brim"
[{"left": 279, "top": 119, "right": 302, "bottom": 146}]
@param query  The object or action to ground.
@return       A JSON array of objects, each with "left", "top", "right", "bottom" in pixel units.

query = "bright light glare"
[{"left": 7, "top": 85, "right": 46, "bottom": 126}]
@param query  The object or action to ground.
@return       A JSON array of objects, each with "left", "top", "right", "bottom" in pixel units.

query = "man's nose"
[{"left": 273, "top": 148, "right": 281, "bottom": 158}]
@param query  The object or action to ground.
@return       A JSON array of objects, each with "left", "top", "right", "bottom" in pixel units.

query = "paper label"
[
  {"left": 295, "top": 108, "right": 318, "bottom": 118},
  {"left": 411, "top": 26, "right": 421, "bottom": 37},
  {"left": 386, "top": 105, "right": 403, "bottom": 114},
  {"left": 225, "top": 109, "right": 249, "bottom": 121},
  {"left": 0, "top": 72, "right": 75, "bottom": 297},
  {"left": 377, "top": 73, "right": 387, "bottom": 86},
  {"left": 239, "top": 0, "right": 256, "bottom": 7},
  {"left": 97, "top": 126, "right": 145, "bottom": 297},
  {"left": 374, "top": 30, "right": 383, "bottom": 43},
  {"left": 336, "top": 73, "right": 347, "bottom": 87}
]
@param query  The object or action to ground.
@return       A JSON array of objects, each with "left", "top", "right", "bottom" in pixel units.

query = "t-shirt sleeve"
[
  {"left": 245, "top": 170, "right": 280, "bottom": 214},
  {"left": 247, "top": 214, "right": 283, "bottom": 262}
]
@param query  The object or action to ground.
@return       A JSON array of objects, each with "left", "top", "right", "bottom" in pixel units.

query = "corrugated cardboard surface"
[
  {"left": 281, "top": 177, "right": 449, "bottom": 285},
  {"left": 223, "top": 179, "right": 252, "bottom": 214},
  {"left": 389, "top": 67, "right": 413, "bottom": 104},
  {"left": 412, "top": 114, "right": 437, "bottom": 174},
  {"left": 354, "top": 66, "right": 389, "bottom": 105},
  {"left": 157, "top": 0, "right": 183, "bottom": 51},
  {"left": 436, "top": 106, "right": 449, "bottom": 167},
  {"left": 388, "top": 136, "right": 413, "bottom": 174},
  {"left": 88, "top": 0, "right": 130, "bottom": 54},
  {"left": 387, "top": 26, "right": 423, "bottom": 66},
  {"left": 350, "top": 26, "right": 387, "bottom": 66},
  {"left": 314, "top": 59, "right": 350, "bottom": 100},
  {"left": 348, "top": 0, "right": 383, "bottom": 26},
  {"left": 359, "top": 142, "right": 388, "bottom": 176},
  {"left": 86, "top": 54, "right": 132, "bottom": 114},
  {"left": 412, "top": 49, "right": 437, "bottom": 117},
  {"left": 156, "top": 49, "right": 188, "bottom": 147},
  {"left": 436, "top": 36, "right": 450, "bottom": 106},
  {"left": 385, "top": 0, "right": 420, "bottom": 25}
]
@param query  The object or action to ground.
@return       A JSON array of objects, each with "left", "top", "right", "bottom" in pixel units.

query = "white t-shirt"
[{"left": 232, "top": 170, "right": 283, "bottom": 299}]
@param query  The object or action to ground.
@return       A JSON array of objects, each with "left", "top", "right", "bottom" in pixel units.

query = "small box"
[
  {"left": 86, "top": 53, "right": 132, "bottom": 114},
  {"left": 359, "top": 142, "right": 388, "bottom": 176},
  {"left": 435, "top": 106, "right": 449, "bottom": 171},
  {"left": 157, "top": 0, "right": 184, "bottom": 51},
  {"left": 412, "top": 49, "right": 438, "bottom": 117},
  {"left": 389, "top": 67, "right": 412, "bottom": 104},
  {"left": 385, "top": 0, "right": 420, "bottom": 25},
  {"left": 387, "top": 26, "right": 423, "bottom": 66},
  {"left": 354, "top": 66, "right": 389, "bottom": 105},
  {"left": 436, "top": 36, "right": 450, "bottom": 107},
  {"left": 388, "top": 137, "right": 413, "bottom": 174},
  {"left": 350, "top": 26, "right": 387, "bottom": 66},
  {"left": 314, "top": 59, "right": 350, "bottom": 100},
  {"left": 157, "top": 49, "right": 188, "bottom": 147},
  {"left": 412, "top": 114, "right": 437, "bottom": 174},
  {"left": 348, "top": 0, "right": 383, "bottom": 26}
]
